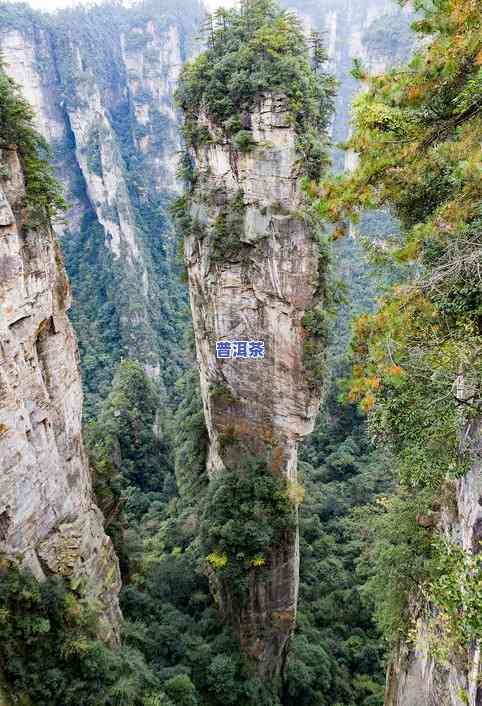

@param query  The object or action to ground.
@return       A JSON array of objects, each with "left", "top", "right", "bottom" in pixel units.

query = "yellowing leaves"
[
  {"left": 60, "top": 636, "right": 92, "bottom": 657},
  {"left": 407, "top": 85, "right": 422, "bottom": 102},
  {"left": 386, "top": 364, "right": 403, "bottom": 377},
  {"left": 361, "top": 392, "right": 376, "bottom": 412},
  {"left": 208, "top": 551, "right": 268, "bottom": 569},
  {"left": 249, "top": 556, "right": 266, "bottom": 567},
  {"left": 395, "top": 239, "right": 421, "bottom": 262},
  {"left": 286, "top": 481, "right": 305, "bottom": 505},
  {"left": 332, "top": 224, "right": 348, "bottom": 241},
  {"left": 207, "top": 552, "right": 228, "bottom": 569}
]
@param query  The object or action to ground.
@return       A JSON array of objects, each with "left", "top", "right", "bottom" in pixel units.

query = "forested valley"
[{"left": 0, "top": 1, "right": 480, "bottom": 705}]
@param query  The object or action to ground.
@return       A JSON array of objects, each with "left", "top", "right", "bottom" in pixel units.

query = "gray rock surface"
[
  {"left": 386, "top": 422, "right": 482, "bottom": 706},
  {"left": 0, "top": 18, "right": 188, "bottom": 387},
  {"left": 185, "top": 93, "right": 324, "bottom": 681},
  {"left": 0, "top": 145, "right": 121, "bottom": 642}
]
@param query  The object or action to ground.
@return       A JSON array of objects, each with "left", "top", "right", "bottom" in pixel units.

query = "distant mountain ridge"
[{"left": 0, "top": 0, "right": 203, "bottom": 414}]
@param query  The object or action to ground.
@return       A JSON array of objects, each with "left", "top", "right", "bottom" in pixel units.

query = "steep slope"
[
  {"left": 0, "top": 85, "right": 121, "bottom": 642},
  {"left": 0, "top": 1, "right": 412, "bottom": 418},
  {"left": 385, "top": 439, "right": 482, "bottom": 706},
  {"left": 0, "top": 1, "right": 202, "bottom": 413}
]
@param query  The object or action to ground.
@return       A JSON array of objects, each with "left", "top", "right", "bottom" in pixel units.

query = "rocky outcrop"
[
  {"left": 121, "top": 21, "right": 183, "bottom": 195},
  {"left": 385, "top": 424, "right": 482, "bottom": 706},
  {"left": 0, "top": 3, "right": 200, "bottom": 406},
  {"left": 184, "top": 93, "right": 324, "bottom": 681},
  {"left": 0, "top": 145, "right": 121, "bottom": 641}
]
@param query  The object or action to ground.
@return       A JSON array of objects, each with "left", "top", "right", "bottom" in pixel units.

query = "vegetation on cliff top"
[
  {"left": 0, "top": 63, "right": 66, "bottom": 227},
  {"left": 3, "top": 0, "right": 481, "bottom": 702},
  {"left": 176, "top": 0, "right": 335, "bottom": 179}
]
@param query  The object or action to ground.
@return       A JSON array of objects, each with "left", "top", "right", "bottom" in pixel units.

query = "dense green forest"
[{"left": 0, "top": 0, "right": 480, "bottom": 704}]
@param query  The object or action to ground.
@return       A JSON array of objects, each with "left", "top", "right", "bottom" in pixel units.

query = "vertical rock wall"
[
  {"left": 0, "top": 3, "right": 200, "bottom": 406},
  {"left": 185, "top": 94, "right": 324, "bottom": 681},
  {"left": 0, "top": 145, "right": 121, "bottom": 641},
  {"left": 121, "top": 21, "right": 183, "bottom": 195},
  {"left": 385, "top": 422, "right": 482, "bottom": 706}
]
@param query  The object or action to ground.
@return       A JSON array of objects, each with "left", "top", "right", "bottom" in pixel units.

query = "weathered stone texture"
[
  {"left": 185, "top": 93, "right": 323, "bottom": 681},
  {"left": 121, "top": 21, "right": 183, "bottom": 194},
  {"left": 386, "top": 421, "right": 482, "bottom": 706},
  {"left": 0, "top": 20, "right": 186, "bottom": 382},
  {"left": 0, "top": 146, "right": 121, "bottom": 641}
]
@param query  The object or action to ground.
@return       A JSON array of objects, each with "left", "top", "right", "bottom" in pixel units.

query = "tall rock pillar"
[{"left": 184, "top": 93, "right": 325, "bottom": 680}]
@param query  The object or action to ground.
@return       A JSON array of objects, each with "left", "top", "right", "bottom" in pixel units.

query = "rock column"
[{"left": 184, "top": 93, "right": 324, "bottom": 680}]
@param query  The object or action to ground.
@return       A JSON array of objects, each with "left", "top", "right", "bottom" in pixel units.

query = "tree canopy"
[
  {"left": 0, "top": 62, "right": 66, "bottom": 226},
  {"left": 312, "top": 0, "right": 482, "bottom": 660},
  {"left": 176, "top": 0, "right": 335, "bottom": 179}
]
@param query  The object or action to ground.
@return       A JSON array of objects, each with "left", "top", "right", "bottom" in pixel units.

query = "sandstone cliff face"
[
  {"left": 0, "top": 6, "right": 197, "bottom": 406},
  {"left": 0, "top": 145, "right": 121, "bottom": 641},
  {"left": 121, "top": 21, "right": 183, "bottom": 195},
  {"left": 385, "top": 424, "right": 482, "bottom": 706},
  {"left": 185, "top": 94, "right": 324, "bottom": 680},
  {"left": 0, "top": 29, "right": 64, "bottom": 143}
]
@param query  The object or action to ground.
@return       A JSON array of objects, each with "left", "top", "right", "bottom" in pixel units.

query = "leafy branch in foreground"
[
  {"left": 313, "top": 0, "right": 482, "bottom": 488},
  {"left": 314, "top": 0, "right": 482, "bottom": 662}
]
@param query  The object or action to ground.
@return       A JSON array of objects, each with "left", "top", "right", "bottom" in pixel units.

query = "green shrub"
[
  {"left": 200, "top": 456, "right": 296, "bottom": 600},
  {"left": 210, "top": 189, "right": 246, "bottom": 259},
  {"left": 176, "top": 0, "right": 335, "bottom": 180},
  {"left": 173, "top": 365, "right": 209, "bottom": 507},
  {"left": 163, "top": 674, "right": 198, "bottom": 706},
  {"left": 351, "top": 488, "right": 437, "bottom": 645},
  {"left": 302, "top": 306, "right": 329, "bottom": 339},
  {"left": 224, "top": 115, "right": 242, "bottom": 134},
  {"left": 85, "top": 137, "right": 102, "bottom": 177},
  {"left": 232, "top": 130, "right": 255, "bottom": 153},
  {"left": 0, "top": 65, "right": 66, "bottom": 228},
  {"left": 176, "top": 152, "right": 197, "bottom": 189},
  {"left": 302, "top": 305, "right": 330, "bottom": 388},
  {"left": 426, "top": 538, "right": 482, "bottom": 661},
  {"left": 0, "top": 561, "right": 160, "bottom": 705},
  {"left": 209, "top": 383, "right": 236, "bottom": 405}
]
